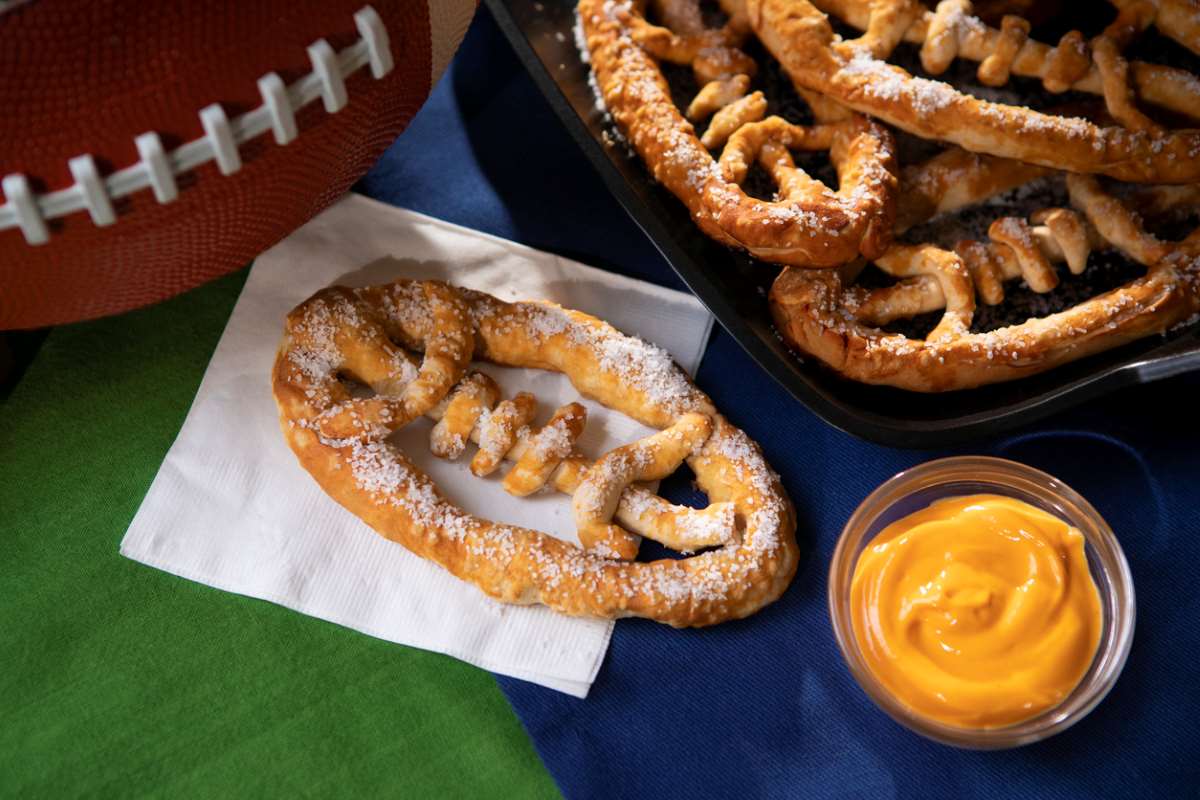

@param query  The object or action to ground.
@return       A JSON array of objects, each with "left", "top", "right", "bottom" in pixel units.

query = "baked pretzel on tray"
[
  {"left": 769, "top": 164, "right": 1200, "bottom": 391},
  {"left": 578, "top": 0, "right": 899, "bottom": 266},
  {"left": 273, "top": 279, "right": 798, "bottom": 627},
  {"left": 748, "top": 0, "right": 1200, "bottom": 183}
]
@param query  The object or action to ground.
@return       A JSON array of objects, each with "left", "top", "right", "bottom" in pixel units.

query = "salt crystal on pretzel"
[{"left": 273, "top": 279, "right": 798, "bottom": 626}]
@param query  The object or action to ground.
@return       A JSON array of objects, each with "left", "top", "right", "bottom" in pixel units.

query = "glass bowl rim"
[{"left": 828, "top": 455, "right": 1136, "bottom": 749}]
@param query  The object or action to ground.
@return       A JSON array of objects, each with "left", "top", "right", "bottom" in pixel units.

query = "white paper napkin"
[{"left": 120, "top": 193, "right": 714, "bottom": 697}]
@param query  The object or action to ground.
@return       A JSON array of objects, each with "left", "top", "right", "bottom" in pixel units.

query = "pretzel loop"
[
  {"left": 579, "top": 0, "right": 900, "bottom": 266},
  {"left": 699, "top": 116, "right": 898, "bottom": 264},
  {"left": 293, "top": 283, "right": 474, "bottom": 440}
]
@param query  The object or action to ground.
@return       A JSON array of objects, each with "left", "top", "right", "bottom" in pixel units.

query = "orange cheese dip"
[{"left": 850, "top": 494, "right": 1102, "bottom": 729}]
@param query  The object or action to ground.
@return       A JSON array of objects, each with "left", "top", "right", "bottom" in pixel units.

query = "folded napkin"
[{"left": 120, "top": 193, "right": 713, "bottom": 697}]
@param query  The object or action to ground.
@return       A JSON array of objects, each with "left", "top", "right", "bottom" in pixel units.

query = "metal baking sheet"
[{"left": 484, "top": 0, "right": 1200, "bottom": 447}]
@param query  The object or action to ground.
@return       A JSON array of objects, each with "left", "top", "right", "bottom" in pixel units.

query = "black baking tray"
[{"left": 483, "top": 0, "right": 1200, "bottom": 447}]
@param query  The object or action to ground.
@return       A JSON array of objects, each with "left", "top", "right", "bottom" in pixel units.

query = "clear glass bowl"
[{"left": 829, "top": 456, "right": 1135, "bottom": 749}]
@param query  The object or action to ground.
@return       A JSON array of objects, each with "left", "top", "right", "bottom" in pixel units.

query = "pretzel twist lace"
[
  {"left": 273, "top": 279, "right": 798, "bottom": 626},
  {"left": 425, "top": 369, "right": 736, "bottom": 557},
  {"left": 1108, "top": 0, "right": 1200, "bottom": 56}
]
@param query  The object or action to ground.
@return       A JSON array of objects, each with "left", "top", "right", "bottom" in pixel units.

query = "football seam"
[{"left": 0, "top": 4, "right": 395, "bottom": 246}]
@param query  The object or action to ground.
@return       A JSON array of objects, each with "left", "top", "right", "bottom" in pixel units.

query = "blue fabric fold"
[{"left": 357, "top": 9, "right": 1200, "bottom": 798}]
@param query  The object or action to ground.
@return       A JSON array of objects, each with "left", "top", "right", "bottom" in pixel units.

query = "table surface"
[{"left": 3, "top": 8, "right": 1199, "bottom": 799}]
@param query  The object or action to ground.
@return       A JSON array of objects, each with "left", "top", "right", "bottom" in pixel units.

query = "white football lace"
[{"left": 0, "top": 5, "right": 394, "bottom": 245}]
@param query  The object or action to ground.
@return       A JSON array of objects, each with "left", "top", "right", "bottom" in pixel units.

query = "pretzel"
[
  {"left": 578, "top": 0, "right": 899, "bottom": 266},
  {"left": 747, "top": 0, "right": 1200, "bottom": 183},
  {"left": 272, "top": 279, "right": 798, "bottom": 626},
  {"left": 769, "top": 165, "right": 1200, "bottom": 391}
]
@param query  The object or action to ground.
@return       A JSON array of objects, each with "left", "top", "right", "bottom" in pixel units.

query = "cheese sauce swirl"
[{"left": 851, "top": 494, "right": 1102, "bottom": 728}]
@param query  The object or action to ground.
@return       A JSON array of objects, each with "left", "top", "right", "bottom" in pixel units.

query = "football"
[{"left": 0, "top": 0, "right": 476, "bottom": 328}]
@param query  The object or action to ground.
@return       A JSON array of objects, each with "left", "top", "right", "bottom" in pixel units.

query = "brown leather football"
[{"left": 0, "top": 0, "right": 475, "bottom": 328}]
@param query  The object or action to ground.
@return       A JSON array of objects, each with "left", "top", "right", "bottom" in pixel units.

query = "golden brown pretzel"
[
  {"left": 1108, "top": 0, "right": 1200, "bottom": 56},
  {"left": 578, "top": 0, "right": 899, "bottom": 266},
  {"left": 273, "top": 279, "right": 798, "bottom": 627},
  {"left": 769, "top": 169, "right": 1200, "bottom": 391},
  {"left": 748, "top": 0, "right": 1200, "bottom": 183}
]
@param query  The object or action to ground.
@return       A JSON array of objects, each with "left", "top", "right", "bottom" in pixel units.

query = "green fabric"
[{"left": 0, "top": 271, "right": 558, "bottom": 798}]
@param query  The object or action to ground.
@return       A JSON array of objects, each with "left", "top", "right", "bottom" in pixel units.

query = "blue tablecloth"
[{"left": 358, "top": 9, "right": 1200, "bottom": 798}]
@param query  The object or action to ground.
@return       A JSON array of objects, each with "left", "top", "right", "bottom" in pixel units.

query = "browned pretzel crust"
[
  {"left": 769, "top": 171, "right": 1200, "bottom": 391},
  {"left": 1109, "top": 0, "right": 1200, "bottom": 56},
  {"left": 273, "top": 279, "right": 798, "bottom": 627},
  {"left": 578, "top": 0, "right": 899, "bottom": 266},
  {"left": 748, "top": 0, "right": 1200, "bottom": 183}
]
